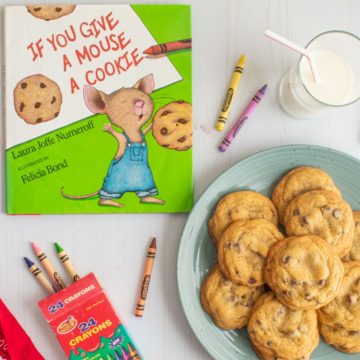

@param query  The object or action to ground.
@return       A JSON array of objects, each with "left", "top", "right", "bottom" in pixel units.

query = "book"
[{"left": 5, "top": 4, "right": 192, "bottom": 214}]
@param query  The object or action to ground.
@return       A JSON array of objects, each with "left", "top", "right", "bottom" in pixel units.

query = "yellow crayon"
[
  {"left": 55, "top": 242, "right": 80, "bottom": 282},
  {"left": 216, "top": 54, "right": 245, "bottom": 131},
  {"left": 128, "top": 343, "right": 140, "bottom": 359}
]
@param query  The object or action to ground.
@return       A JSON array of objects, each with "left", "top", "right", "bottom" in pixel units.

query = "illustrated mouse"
[{"left": 61, "top": 74, "right": 165, "bottom": 207}]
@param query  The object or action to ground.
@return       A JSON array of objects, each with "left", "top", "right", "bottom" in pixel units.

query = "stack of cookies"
[{"left": 200, "top": 166, "right": 360, "bottom": 359}]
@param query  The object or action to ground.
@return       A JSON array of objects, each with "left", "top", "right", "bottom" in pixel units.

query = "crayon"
[
  {"left": 216, "top": 54, "right": 246, "bottom": 131},
  {"left": 143, "top": 38, "right": 191, "bottom": 55},
  {"left": 135, "top": 238, "right": 156, "bottom": 317},
  {"left": 218, "top": 84, "right": 267, "bottom": 152},
  {"left": 54, "top": 242, "right": 80, "bottom": 282},
  {"left": 31, "top": 242, "right": 66, "bottom": 291},
  {"left": 114, "top": 350, "right": 123, "bottom": 360},
  {"left": 127, "top": 344, "right": 140, "bottom": 360},
  {"left": 24, "top": 257, "right": 55, "bottom": 295},
  {"left": 121, "top": 347, "right": 130, "bottom": 360}
]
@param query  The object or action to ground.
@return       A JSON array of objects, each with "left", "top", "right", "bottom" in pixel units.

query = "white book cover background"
[{"left": 5, "top": 5, "right": 182, "bottom": 149}]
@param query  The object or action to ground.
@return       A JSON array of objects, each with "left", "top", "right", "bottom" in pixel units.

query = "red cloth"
[{"left": 0, "top": 299, "right": 44, "bottom": 360}]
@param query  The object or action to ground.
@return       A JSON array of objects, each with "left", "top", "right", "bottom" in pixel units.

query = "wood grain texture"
[{"left": 0, "top": 0, "right": 359, "bottom": 359}]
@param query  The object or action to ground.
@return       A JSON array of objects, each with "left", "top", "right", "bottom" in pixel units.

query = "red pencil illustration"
[{"left": 143, "top": 38, "right": 192, "bottom": 55}]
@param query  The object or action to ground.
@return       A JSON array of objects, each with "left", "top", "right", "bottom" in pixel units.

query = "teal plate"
[{"left": 177, "top": 144, "right": 360, "bottom": 360}]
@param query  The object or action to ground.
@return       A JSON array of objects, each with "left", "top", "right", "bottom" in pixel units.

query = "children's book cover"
[{"left": 5, "top": 4, "right": 192, "bottom": 214}]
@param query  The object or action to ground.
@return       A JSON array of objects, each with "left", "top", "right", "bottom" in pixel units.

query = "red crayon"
[{"left": 143, "top": 38, "right": 192, "bottom": 55}]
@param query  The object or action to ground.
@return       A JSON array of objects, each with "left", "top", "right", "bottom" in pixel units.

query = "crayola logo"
[
  {"left": 222, "top": 88, "right": 234, "bottom": 112},
  {"left": 141, "top": 275, "right": 150, "bottom": 300},
  {"left": 57, "top": 316, "right": 77, "bottom": 335}
]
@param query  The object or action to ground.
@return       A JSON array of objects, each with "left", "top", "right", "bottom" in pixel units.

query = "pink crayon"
[{"left": 218, "top": 84, "right": 267, "bottom": 152}]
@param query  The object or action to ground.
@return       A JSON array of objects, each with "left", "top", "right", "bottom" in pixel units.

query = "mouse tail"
[{"left": 61, "top": 187, "right": 99, "bottom": 199}]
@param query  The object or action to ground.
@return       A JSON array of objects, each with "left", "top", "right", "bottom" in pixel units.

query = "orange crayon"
[
  {"left": 127, "top": 343, "right": 140, "bottom": 360},
  {"left": 143, "top": 38, "right": 191, "bottom": 55},
  {"left": 135, "top": 238, "right": 156, "bottom": 317}
]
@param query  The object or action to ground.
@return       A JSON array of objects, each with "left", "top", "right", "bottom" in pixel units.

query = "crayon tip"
[
  {"left": 31, "top": 242, "right": 41, "bottom": 254},
  {"left": 143, "top": 48, "right": 151, "bottom": 55},
  {"left": 150, "top": 237, "right": 157, "bottom": 249},
  {"left": 54, "top": 242, "right": 64, "bottom": 254},
  {"left": 259, "top": 84, "right": 268, "bottom": 95},
  {"left": 218, "top": 145, "right": 226, "bottom": 152},
  {"left": 24, "top": 256, "right": 34, "bottom": 268},
  {"left": 238, "top": 54, "right": 246, "bottom": 67}
]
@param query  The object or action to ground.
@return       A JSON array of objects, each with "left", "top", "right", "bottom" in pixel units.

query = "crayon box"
[{"left": 38, "top": 273, "right": 140, "bottom": 359}]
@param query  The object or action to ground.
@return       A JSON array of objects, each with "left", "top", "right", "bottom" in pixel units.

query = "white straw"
[{"left": 264, "top": 29, "right": 318, "bottom": 83}]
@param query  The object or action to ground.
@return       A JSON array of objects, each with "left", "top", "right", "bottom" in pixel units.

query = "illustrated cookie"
[
  {"left": 317, "top": 261, "right": 360, "bottom": 331},
  {"left": 320, "top": 323, "right": 360, "bottom": 353},
  {"left": 152, "top": 101, "right": 192, "bottom": 151},
  {"left": 218, "top": 219, "right": 284, "bottom": 287},
  {"left": 283, "top": 190, "right": 354, "bottom": 257},
  {"left": 350, "top": 212, "right": 360, "bottom": 261},
  {"left": 200, "top": 264, "right": 264, "bottom": 330},
  {"left": 272, "top": 166, "right": 341, "bottom": 224},
  {"left": 27, "top": 5, "right": 76, "bottom": 21},
  {"left": 208, "top": 191, "right": 278, "bottom": 246},
  {"left": 14, "top": 74, "right": 62, "bottom": 125},
  {"left": 247, "top": 292, "right": 319, "bottom": 360},
  {"left": 265, "top": 235, "right": 344, "bottom": 310}
]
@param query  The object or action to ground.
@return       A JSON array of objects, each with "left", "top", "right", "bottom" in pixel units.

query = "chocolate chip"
[
  {"left": 161, "top": 110, "right": 171, "bottom": 116},
  {"left": 266, "top": 341, "right": 272, "bottom": 347},
  {"left": 293, "top": 209, "right": 300, "bottom": 216},
  {"left": 282, "top": 256, "right": 291, "bottom": 264},
  {"left": 162, "top": 144, "right": 169, "bottom": 148},
  {"left": 36, "top": 118, "right": 42, "bottom": 123},
  {"left": 20, "top": 102, "right": 25, "bottom": 112},
  {"left": 34, "top": 7, "right": 42, "bottom": 11},
  {"left": 290, "top": 279, "right": 298, "bottom": 286},
  {"left": 334, "top": 323, "right": 342, "bottom": 329},
  {"left": 177, "top": 118, "right": 188, "bottom": 124},
  {"left": 248, "top": 277, "right": 256, "bottom": 285},
  {"left": 55, "top": 7, "right": 62, "bottom": 12},
  {"left": 177, "top": 136, "right": 186, "bottom": 143},
  {"left": 34, "top": 102, "right": 41, "bottom": 108},
  {"left": 349, "top": 330, "right": 360, "bottom": 335},
  {"left": 51, "top": 96, "right": 56, "bottom": 104},
  {"left": 305, "top": 293, "right": 312, "bottom": 300},
  {"left": 54, "top": 112, "right": 59, "bottom": 117},
  {"left": 241, "top": 294, "right": 246, "bottom": 299},
  {"left": 176, "top": 100, "right": 185, "bottom": 104},
  {"left": 40, "top": 83, "right": 47, "bottom": 88},
  {"left": 256, "top": 319, "right": 262, "bottom": 325},
  {"left": 160, "top": 127, "right": 168, "bottom": 135},
  {"left": 301, "top": 216, "right": 308, "bottom": 225},
  {"left": 21, "top": 82, "right": 27, "bottom": 89},
  {"left": 333, "top": 209, "right": 342, "bottom": 219},
  {"left": 319, "top": 279, "right": 326, "bottom": 286}
]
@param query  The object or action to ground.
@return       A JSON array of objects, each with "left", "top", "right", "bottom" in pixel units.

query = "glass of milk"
[{"left": 278, "top": 31, "right": 360, "bottom": 118}]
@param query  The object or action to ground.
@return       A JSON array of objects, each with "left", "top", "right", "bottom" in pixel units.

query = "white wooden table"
[{"left": 0, "top": 0, "right": 359, "bottom": 359}]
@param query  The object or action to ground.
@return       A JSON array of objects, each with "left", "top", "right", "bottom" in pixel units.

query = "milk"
[{"left": 279, "top": 49, "right": 354, "bottom": 118}]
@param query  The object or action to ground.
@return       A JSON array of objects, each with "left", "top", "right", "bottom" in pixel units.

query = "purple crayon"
[
  {"left": 218, "top": 84, "right": 267, "bottom": 152},
  {"left": 121, "top": 347, "right": 130, "bottom": 360}
]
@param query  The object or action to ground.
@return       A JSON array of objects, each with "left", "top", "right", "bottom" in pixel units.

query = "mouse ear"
[
  {"left": 83, "top": 85, "right": 108, "bottom": 114},
  {"left": 133, "top": 74, "right": 155, "bottom": 94}
]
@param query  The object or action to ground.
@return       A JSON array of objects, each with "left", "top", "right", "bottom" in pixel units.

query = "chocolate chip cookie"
[
  {"left": 14, "top": 74, "right": 62, "bottom": 125},
  {"left": 320, "top": 323, "right": 360, "bottom": 353},
  {"left": 218, "top": 219, "right": 284, "bottom": 287},
  {"left": 200, "top": 264, "right": 264, "bottom": 330},
  {"left": 350, "top": 212, "right": 360, "bottom": 261},
  {"left": 152, "top": 101, "right": 192, "bottom": 151},
  {"left": 208, "top": 191, "right": 278, "bottom": 246},
  {"left": 265, "top": 235, "right": 344, "bottom": 310},
  {"left": 248, "top": 292, "right": 319, "bottom": 360},
  {"left": 317, "top": 261, "right": 360, "bottom": 331},
  {"left": 272, "top": 166, "right": 341, "bottom": 224},
  {"left": 27, "top": 5, "right": 76, "bottom": 21},
  {"left": 284, "top": 190, "right": 354, "bottom": 257}
]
